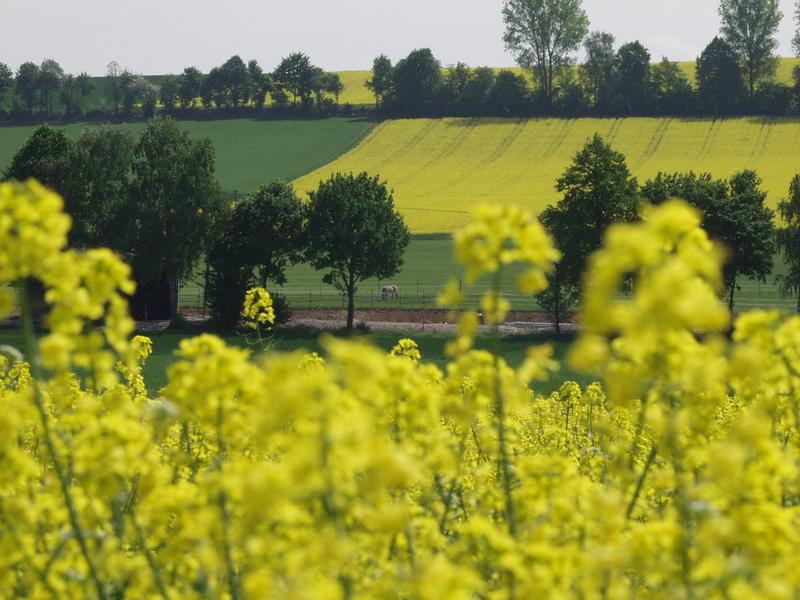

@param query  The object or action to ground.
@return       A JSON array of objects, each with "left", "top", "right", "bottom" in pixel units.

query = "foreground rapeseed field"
[
  {"left": 2, "top": 179, "right": 800, "bottom": 598},
  {"left": 294, "top": 116, "right": 800, "bottom": 233}
]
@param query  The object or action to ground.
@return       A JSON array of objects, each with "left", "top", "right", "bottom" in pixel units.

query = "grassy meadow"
[
  {"left": 0, "top": 118, "right": 373, "bottom": 195},
  {"left": 293, "top": 116, "right": 800, "bottom": 233},
  {"left": 0, "top": 326, "right": 589, "bottom": 395}
]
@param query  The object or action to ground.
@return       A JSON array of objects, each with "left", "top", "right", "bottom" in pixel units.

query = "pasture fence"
[{"left": 177, "top": 278, "right": 800, "bottom": 316}]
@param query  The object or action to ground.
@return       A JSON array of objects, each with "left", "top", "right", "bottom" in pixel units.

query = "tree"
[
  {"left": 549, "top": 134, "right": 639, "bottom": 284},
  {"left": 650, "top": 58, "right": 694, "bottom": 114},
  {"left": 440, "top": 62, "right": 471, "bottom": 114},
  {"left": 581, "top": 31, "right": 616, "bottom": 108},
  {"left": 538, "top": 205, "right": 579, "bottom": 333},
  {"left": 206, "top": 181, "right": 305, "bottom": 326},
  {"left": 59, "top": 75, "right": 79, "bottom": 116},
  {"left": 201, "top": 67, "right": 226, "bottom": 108},
  {"left": 248, "top": 60, "right": 273, "bottom": 108},
  {"left": 306, "top": 172, "right": 410, "bottom": 330},
  {"left": 323, "top": 72, "right": 344, "bottom": 105},
  {"left": 719, "top": 0, "right": 782, "bottom": 99},
  {"left": 120, "top": 69, "right": 136, "bottom": 114},
  {"left": 2, "top": 125, "right": 85, "bottom": 244},
  {"left": 386, "top": 48, "right": 442, "bottom": 115},
  {"left": 106, "top": 61, "right": 122, "bottom": 113},
  {"left": 720, "top": 170, "right": 775, "bottom": 310},
  {"left": 273, "top": 53, "right": 312, "bottom": 106},
  {"left": 614, "top": 41, "right": 651, "bottom": 113},
  {"left": 365, "top": 54, "right": 393, "bottom": 107},
  {"left": 75, "top": 72, "right": 94, "bottom": 115},
  {"left": 502, "top": 0, "right": 590, "bottom": 107},
  {"left": 795, "top": 0, "right": 800, "bottom": 56},
  {"left": 641, "top": 170, "right": 775, "bottom": 311},
  {"left": 490, "top": 69, "right": 530, "bottom": 115},
  {"left": 159, "top": 75, "right": 180, "bottom": 112},
  {"left": 127, "top": 118, "right": 224, "bottom": 318},
  {"left": 16, "top": 62, "right": 40, "bottom": 113},
  {"left": 72, "top": 126, "right": 136, "bottom": 250},
  {"left": 0, "top": 63, "right": 14, "bottom": 107},
  {"left": 38, "top": 59, "right": 64, "bottom": 115},
  {"left": 696, "top": 37, "right": 747, "bottom": 114},
  {"left": 178, "top": 67, "right": 204, "bottom": 108},
  {"left": 221, "top": 55, "right": 250, "bottom": 107},
  {"left": 461, "top": 67, "right": 496, "bottom": 114},
  {"left": 777, "top": 174, "right": 800, "bottom": 311}
]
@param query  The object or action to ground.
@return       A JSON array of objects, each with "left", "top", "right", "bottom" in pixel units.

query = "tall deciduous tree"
[
  {"left": 365, "top": 54, "right": 393, "bottom": 107},
  {"left": 502, "top": 0, "right": 589, "bottom": 106},
  {"left": 206, "top": 181, "right": 305, "bottom": 326},
  {"left": 777, "top": 174, "right": 800, "bottom": 311},
  {"left": 581, "top": 31, "right": 615, "bottom": 108},
  {"left": 538, "top": 205, "right": 579, "bottom": 333},
  {"left": 178, "top": 67, "right": 204, "bottom": 108},
  {"left": 696, "top": 37, "right": 747, "bottom": 114},
  {"left": 73, "top": 126, "right": 136, "bottom": 250},
  {"left": 306, "top": 172, "right": 410, "bottom": 330},
  {"left": 0, "top": 63, "right": 14, "bottom": 107},
  {"left": 127, "top": 118, "right": 224, "bottom": 318},
  {"left": 719, "top": 0, "right": 782, "bottom": 99},
  {"left": 794, "top": 0, "right": 800, "bottom": 56},
  {"left": 614, "top": 41, "right": 651, "bottom": 113},
  {"left": 273, "top": 53, "right": 312, "bottom": 106},
  {"left": 549, "top": 133, "right": 639, "bottom": 284},
  {"left": 3, "top": 126, "right": 81, "bottom": 236},
  {"left": 75, "top": 72, "right": 94, "bottom": 115},
  {"left": 38, "top": 59, "right": 64, "bottom": 115},
  {"left": 106, "top": 61, "right": 122, "bottom": 113},
  {"left": 641, "top": 170, "right": 775, "bottom": 311},
  {"left": 16, "top": 62, "right": 40, "bottom": 113},
  {"left": 386, "top": 48, "right": 442, "bottom": 115}
]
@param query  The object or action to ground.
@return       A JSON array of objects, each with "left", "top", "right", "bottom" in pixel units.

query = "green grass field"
[
  {"left": 175, "top": 234, "right": 800, "bottom": 315},
  {"left": 0, "top": 118, "right": 373, "bottom": 195},
  {"left": 0, "top": 327, "right": 588, "bottom": 396},
  {"left": 293, "top": 116, "right": 800, "bottom": 233}
]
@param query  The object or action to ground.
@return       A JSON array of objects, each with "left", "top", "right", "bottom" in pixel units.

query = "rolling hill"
[{"left": 293, "top": 116, "right": 800, "bottom": 233}]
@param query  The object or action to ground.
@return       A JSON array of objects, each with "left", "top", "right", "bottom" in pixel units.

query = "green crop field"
[
  {"left": 0, "top": 118, "right": 373, "bottom": 194},
  {"left": 293, "top": 116, "right": 800, "bottom": 233}
]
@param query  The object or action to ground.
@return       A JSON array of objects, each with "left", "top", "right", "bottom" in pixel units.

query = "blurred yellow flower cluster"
[
  {"left": 1, "top": 181, "right": 800, "bottom": 599},
  {"left": 241, "top": 287, "right": 275, "bottom": 331}
]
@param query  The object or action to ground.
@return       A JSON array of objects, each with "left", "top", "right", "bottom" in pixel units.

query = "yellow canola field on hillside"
[
  {"left": 334, "top": 58, "right": 800, "bottom": 106},
  {"left": 293, "top": 117, "right": 800, "bottom": 233}
]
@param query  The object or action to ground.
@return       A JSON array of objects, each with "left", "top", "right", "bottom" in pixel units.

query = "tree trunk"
[
  {"left": 346, "top": 287, "right": 355, "bottom": 331},
  {"left": 727, "top": 277, "right": 736, "bottom": 314},
  {"left": 167, "top": 269, "right": 180, "bottom": 322}
]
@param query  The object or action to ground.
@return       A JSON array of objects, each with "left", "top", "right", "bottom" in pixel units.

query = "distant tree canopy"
[
  {"left": 719, "top": 0, "right": 782, "bottom": 99},
  {"left": 3, "top": 2, "right": 800, "bottom": 124},
  {"left": 502, "top": 0, "right": 590, "bottom": 106},
  {"left": 641, "top": 170, "right": 776, "bottom": 311},
  {"left": 697, "top": 37, "right": 747, "bottom": 114}
]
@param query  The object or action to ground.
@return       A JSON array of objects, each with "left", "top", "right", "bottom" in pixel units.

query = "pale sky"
[{"left": 0, "top": 0, "right": 797, "bottom": 75}]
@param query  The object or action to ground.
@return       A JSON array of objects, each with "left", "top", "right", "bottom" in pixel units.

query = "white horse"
[{"left": 381, "top": 284, "right": 400, "bottom": 300}]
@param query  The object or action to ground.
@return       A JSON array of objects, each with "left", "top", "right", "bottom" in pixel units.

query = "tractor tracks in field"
[{"left": 635, "top": 118, "right": 672, "bottom": 168}]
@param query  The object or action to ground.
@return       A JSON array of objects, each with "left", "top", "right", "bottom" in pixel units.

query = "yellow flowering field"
[
  {"left": 293, "top": 116, "right": 800, "bottom": 233},
  {"left": 2, "top": 179, "right": 800, "bottom": 598}
]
